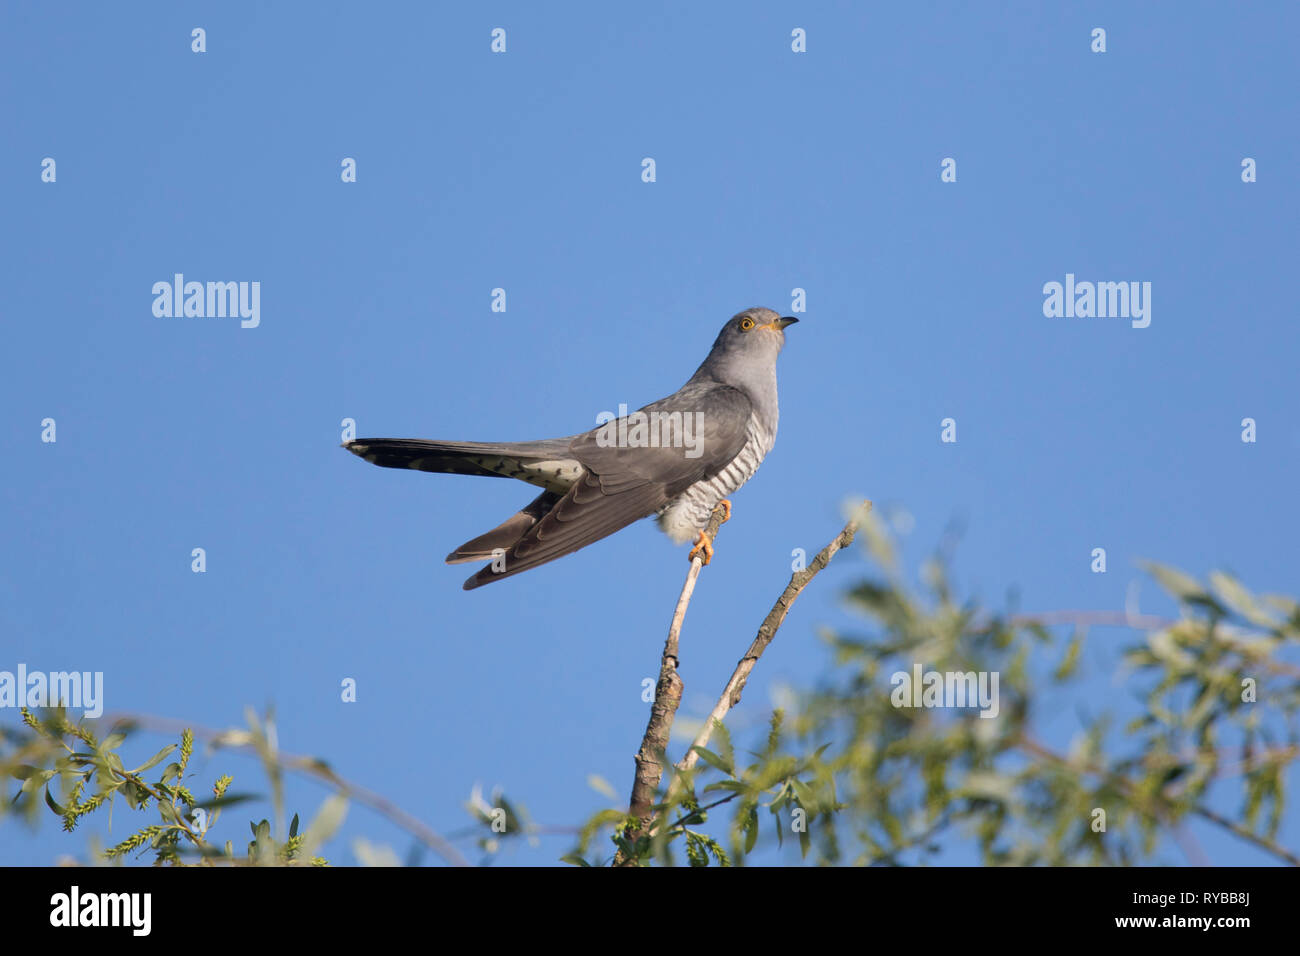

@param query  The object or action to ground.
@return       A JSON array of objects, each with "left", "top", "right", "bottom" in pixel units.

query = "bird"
[{"left": 344, "top": 307, "right": 798, "bottom": 589}]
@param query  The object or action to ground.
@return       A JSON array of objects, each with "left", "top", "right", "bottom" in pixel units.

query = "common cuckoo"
[{"left": 345, "top": 307, "right": 798, "bottom": 589}]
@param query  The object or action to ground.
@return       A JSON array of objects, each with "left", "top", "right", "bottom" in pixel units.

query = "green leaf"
[
  {"left": 192, "top": 793, "right": 256, "bottom": 812},
  {"left": 1053, "top": 633, "right": 1082, "bottom": 680},
  {"left": 702, "top": 779, "right": 747, "bottom": 794},
  {"left": 882, "top": 812, "right": 903, "bottom": 844},
  {"left": 1144, "top": 562, "right": 1224, "bottom": 613},
  {"left": 299, "top": 795, "right": 348, "bottom": 858},
  {"left": 712, "top": 721, "right": 735, "bottom": 777},
  {"left": 44, "top": 785, "right": 65, "bottom": 816},
  {"left": 21, "top": 769, "right": 56, "bottom": 793},
  {"left": 692, "top": 746, "right": 734, "bottom": 776},
  {"left": 1209, "top": 572, "right": 1277, "bottom": 628},
  {"left": 130, "top": 744, "right": 176, "bottom": 775},
  {"left": 586, "top": 774, "right": 617, "bottom": 800},
  {"left": 791, "top": 777, "right": 816, "bottom": 811}
]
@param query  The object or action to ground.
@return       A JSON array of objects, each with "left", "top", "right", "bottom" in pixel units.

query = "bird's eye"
[{"left": 740, "top": 317, "right": 755, "bottom": 331}]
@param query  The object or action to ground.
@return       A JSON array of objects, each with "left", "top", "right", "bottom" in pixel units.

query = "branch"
[
  {"left": 1016, "top": 734, "right": 1300, "bottom": 867},
  {"left": 622, "top": 502, "right": 731, "bottom": 847},
  {"left": 1009, "top": 611, "right": 1175, "bottom": 630},
  {"left": 102, "top": 711, "right": 470, "bottom": 867},
  {"left": 615, "top": 501, "right": 872, "bottom": 865},
  {"left": 1192, "top": 804, "right": 1300, "bottom": 867},
  {"left": 674, "top": 500, "right": 872, "bottom": 781}
]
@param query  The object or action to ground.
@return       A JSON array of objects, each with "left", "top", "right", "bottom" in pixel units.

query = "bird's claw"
[
  {"left": 688, "top": 501, "right": 732, "bottom": 564},
  {"left": 689, "top": 529, "right": 714, "bottom": 566}
]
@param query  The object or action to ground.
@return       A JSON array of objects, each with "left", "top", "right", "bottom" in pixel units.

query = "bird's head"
[
  {"left": 689, "top": 307, "right": 799, "bottom": 415},
  {"left": 700, "top": 306, "right": 798, "bottom": 378}
]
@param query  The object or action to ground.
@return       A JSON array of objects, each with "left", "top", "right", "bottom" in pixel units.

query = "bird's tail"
[{"left": 343, "top": 437, "right": 580, "bottom": 487}]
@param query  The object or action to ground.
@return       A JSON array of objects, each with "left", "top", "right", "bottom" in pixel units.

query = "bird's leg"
[
  {"left": 688, "top": 529, "right": 714, "bottom": 566},
  {"left": 687, "top": 501, "right": 731, "bottom": 565}
]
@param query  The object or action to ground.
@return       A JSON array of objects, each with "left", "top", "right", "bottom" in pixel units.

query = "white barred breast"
[{"left": 655, "top": 414, "right": 775, "bottom": 544}]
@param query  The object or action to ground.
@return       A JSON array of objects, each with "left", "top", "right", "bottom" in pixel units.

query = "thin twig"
[
  {"left": 618, "top": 502, "right": 731, "bottom": 863},
  {"left": 624, "top": 501, "right": 871, "bottom": 858},
  {"left": 674, "top": 500, "right": 873, "bottom": 781},
  {"left": 1010, "top": 611, "right": 1175, "bottom": 630},
  {"left": 1192, "top": 805, "right": 1300, "bottom": 866},
  {"left": 102, "top": 711, "right": 470, "bottom": 867},
  {"left": 668, "top": 791, "right": 743, "bottom": 831},
  {"left": 1017, "top": 734, "right": 1300, "bottom": 867}
]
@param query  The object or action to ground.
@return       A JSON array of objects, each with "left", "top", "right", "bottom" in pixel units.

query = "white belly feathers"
[{"left": 655, "top": 414, "right": 775, "bottom": 544}]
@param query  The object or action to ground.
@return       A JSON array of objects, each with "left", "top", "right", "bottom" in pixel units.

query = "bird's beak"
[{"left": 766, "top": 316, "right": 799, "bottom": 331}]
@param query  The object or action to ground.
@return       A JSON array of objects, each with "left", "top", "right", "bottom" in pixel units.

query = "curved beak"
[{"left": 776, "top": 316, "right": 799, "bottom": 329}]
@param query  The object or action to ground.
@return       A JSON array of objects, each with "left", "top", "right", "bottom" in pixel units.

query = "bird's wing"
[{"left": 462, "top": 383, "right": 753, "bottom": 589}]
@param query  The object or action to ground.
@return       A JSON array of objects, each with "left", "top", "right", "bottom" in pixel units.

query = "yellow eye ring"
[{"left": 740, "top": 317, "right": 755, "bottom": 331}]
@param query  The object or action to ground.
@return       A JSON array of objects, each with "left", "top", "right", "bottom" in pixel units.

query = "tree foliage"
[
  {"left": 569, "top": 521, "right": 1300, "bottom": 866},
  {"left": 4, "top": 521, "right": 1297, "bottom": 866}
]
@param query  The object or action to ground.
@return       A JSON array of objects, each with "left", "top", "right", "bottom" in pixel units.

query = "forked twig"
[{"left": 618, "top": 500, "right": 871, "bottom": 863}]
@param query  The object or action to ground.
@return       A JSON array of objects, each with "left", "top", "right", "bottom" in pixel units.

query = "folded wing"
[{"left": 462, "top": 383, "right": 752, "bottom": 589}]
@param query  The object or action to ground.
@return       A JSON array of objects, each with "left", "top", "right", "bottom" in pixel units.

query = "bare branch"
[
  {"left": 619, "top": 502, "right": 731, "bottom": 861},
  {"left": 1193, "top": 804, "right": 1300, "bottom": 867},
  {"left": 675, "top": 500, "right": 873, "bottom": 780},
  {"left": 619, "top": 502, "right": 870, "bottom": 864}
]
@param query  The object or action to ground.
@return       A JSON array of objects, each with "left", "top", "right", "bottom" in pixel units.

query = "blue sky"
[{"left": 2, "top": 1, "right": 1297, "bottom": 865}]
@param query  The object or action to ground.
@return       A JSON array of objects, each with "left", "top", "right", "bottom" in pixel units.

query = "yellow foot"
[
  {"left": 718, "top": 499, "right": 732, "bottom": 523},
  {"left": 688, "top": 529, "right": 714, "bottom": 565}
]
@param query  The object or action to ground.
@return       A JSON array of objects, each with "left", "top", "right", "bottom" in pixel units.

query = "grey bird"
[{"left": 344, "top": 307, "right": 798, "bottom": 589}]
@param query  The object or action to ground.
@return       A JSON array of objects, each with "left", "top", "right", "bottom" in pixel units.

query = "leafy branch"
[{"left": 572, "top": 507, "right": 1300, "bottom": 866}]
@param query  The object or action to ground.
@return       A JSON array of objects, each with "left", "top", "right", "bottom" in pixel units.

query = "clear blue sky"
[{"left": 2, "top": 1, "right": 1296, "bottom": 865}]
